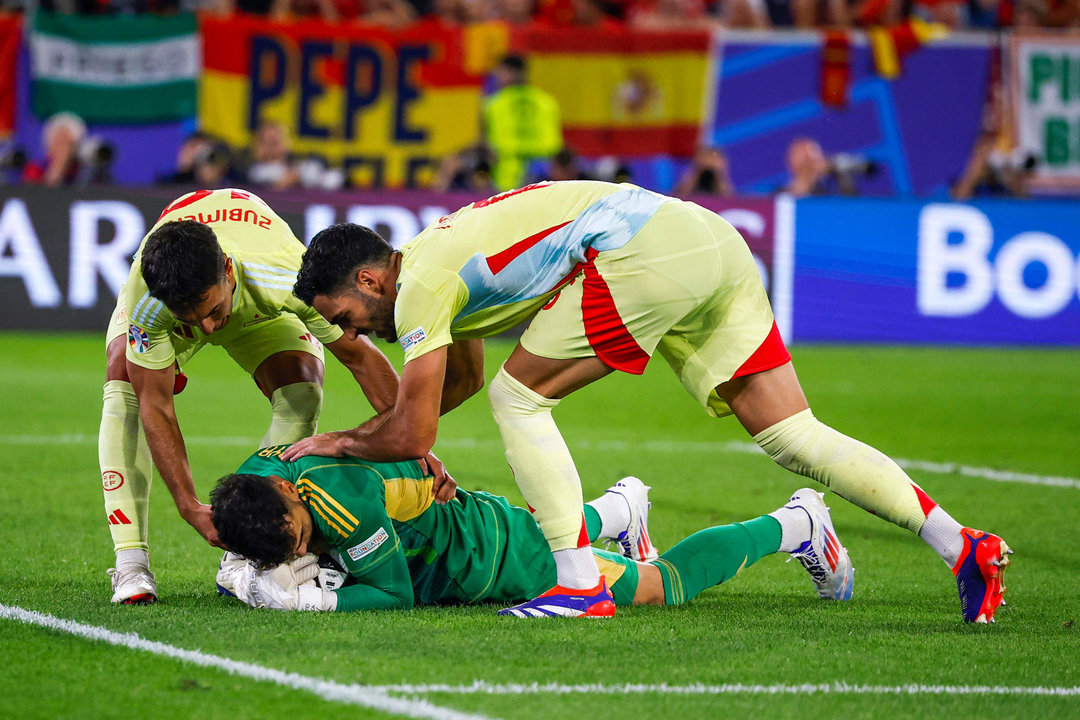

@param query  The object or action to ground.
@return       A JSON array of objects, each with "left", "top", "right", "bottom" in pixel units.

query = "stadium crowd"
[
  {"left": 2, "top": 0, "right": 1077, "bottom": 34},
  {"left": 0, "top": 0, "right": 1061, "bottom": 199}
]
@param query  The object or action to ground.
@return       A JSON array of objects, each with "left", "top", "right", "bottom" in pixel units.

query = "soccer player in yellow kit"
[
  {"left": 284, "top": 180, "right": 1011, "bottom": 623},
  {"left": 99, "top": 188, "right": 450, "bottom": 605}
]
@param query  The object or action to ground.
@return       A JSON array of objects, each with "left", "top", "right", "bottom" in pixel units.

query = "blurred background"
[{"left": 0, "top": 0, "right": 1077, "bottom": 345}]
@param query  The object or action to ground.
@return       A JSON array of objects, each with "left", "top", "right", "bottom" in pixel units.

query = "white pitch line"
[
  {"left": 0, "top": 603, "right": 494, "bottom": 720},
  {"left": 369, "top": 681, "right": 1080, "bottom": 698},
  {"left": 2, "top": 433, "right": 1078, "bottom": 490}
]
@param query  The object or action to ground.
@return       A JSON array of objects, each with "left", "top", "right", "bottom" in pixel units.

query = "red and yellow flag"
[
  {"left": 200, "top": 15, "right": 493, "bottom": 187},
  {"left": 511, "top": 27, "right": 711, "bottom": 158}
]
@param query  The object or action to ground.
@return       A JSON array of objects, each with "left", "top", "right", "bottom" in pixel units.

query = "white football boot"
[
  {"left": 605, "top": 476, "right": 658, "bottom": 562},
  {"left": 784, "top": 488, "right": 854, "bottom": 600},
  {"left": 108, "top": 565, "right": 157, "bottom": 605}
]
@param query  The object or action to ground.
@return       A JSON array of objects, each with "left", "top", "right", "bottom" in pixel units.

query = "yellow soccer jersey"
[
  {"left": 122, "top": 188, "right": 343, "bottom": 370},
  {"left": 394, "top": 180, "right": 673, "bottom": 363}
]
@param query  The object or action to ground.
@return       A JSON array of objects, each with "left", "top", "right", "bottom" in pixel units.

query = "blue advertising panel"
[
  {"left": 792, "top": 197, "right": 1080, "bottom": 344},
  {"left": 707, "top": 35, "right": 993, "bottom": 197}
]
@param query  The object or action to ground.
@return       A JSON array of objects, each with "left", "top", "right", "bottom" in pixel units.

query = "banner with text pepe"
[
  {"left": 1011, "top": 32, "right": 1080, "bottom": 192},
  {"left": 199, "top": 16, "right": 488, "bottom": 188}
]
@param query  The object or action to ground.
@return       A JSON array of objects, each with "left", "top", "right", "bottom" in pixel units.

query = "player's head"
[
  {"left": 493, "top": 54, "right": 526, "bottom": 89},
  {"left": 293, "top": 223, "right": 399, "bottom": 342},
  {"left": 141, "top": 220, "right": 235, "bottom": 334},
  {"left": 210, "top": 473, "right": 314, "bottom": 567}
]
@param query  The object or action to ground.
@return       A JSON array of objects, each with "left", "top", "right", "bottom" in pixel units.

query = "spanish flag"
[{"left": 512, "top": 27, "right": 711, "bottom": 158}]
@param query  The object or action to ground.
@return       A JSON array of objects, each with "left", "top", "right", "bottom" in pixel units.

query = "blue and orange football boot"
[
  {"left": 953, "top": 528, "right": 1012, "bottom": 623},
  {"left": 498, "top": 577, "right": 616, "bottom": 618}
]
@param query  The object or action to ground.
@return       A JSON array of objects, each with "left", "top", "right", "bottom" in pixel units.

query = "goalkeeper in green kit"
[{"left": 211, "top": 446, "right": 854, "bottom": 614}]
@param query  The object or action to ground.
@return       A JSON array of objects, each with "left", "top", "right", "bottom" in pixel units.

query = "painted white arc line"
[
  {"left": 3, "top": 433, "right": 1078, "bottom": 490},
  {"left": 0, "top": 604, "right": 495, "bottom": 720}
]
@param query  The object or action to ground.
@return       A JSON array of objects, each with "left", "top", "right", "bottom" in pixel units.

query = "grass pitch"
[{"left": 1, "top": 333, "right": 1078, "bottom": 719}]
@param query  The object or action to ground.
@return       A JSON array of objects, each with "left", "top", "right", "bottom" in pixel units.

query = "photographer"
[
  {"left": 674, "top": 145, "right": 733, "bottom": 197},
  {"left": 783, "top": 137, "right": 877, "bottom": 197},
  {"left": 23, "top": 112, "right": 85, "bottom": 187}
]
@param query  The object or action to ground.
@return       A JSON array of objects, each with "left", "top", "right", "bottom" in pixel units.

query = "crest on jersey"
[
  {"left": 128, "top": 324, "right": 150, "bottom": 353},
  {"left": 399, "top": 327, "right": 426, "bottom": 352}
]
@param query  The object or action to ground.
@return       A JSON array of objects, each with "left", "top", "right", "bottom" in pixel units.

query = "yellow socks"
[{"left": 99, "top": 380, "right": 152, "bottom": 552}]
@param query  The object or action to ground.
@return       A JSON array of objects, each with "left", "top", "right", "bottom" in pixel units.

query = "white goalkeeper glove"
[{"left": 218, "top": 553, "right": 338, "bottom": 611}]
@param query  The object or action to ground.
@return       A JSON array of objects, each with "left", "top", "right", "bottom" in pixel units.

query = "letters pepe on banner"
[
  {"left": 1011, "top": 31, "right": 1080, "bottom": 192},
  {"left": 199, "top": 16, "right": 496, "bottom": 189}
]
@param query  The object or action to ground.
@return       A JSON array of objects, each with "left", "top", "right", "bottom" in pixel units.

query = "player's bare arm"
[
  {"left": 281, "top": 346, "right": 446, "bottom": 464},
  {"left": 126, "top": 359, "right": 221, "bottom": 547},
  {"left": 324, "top": 333, "right": 400, "bottom": 413},
  {"left": 440, "top": 339, "right": 485, "bottom": 415}
]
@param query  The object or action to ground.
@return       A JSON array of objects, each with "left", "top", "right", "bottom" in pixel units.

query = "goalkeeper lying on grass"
[{"left": 211, "top": 445, "right": 854, "bottom": 615}]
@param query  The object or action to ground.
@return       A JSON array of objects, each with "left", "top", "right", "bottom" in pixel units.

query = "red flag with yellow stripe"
[
  {"left": 200, "top": 15, "right": 493, "bottom": 187},
  {"left": 511, "top": 27, "right": 711, "bottom": 158}
]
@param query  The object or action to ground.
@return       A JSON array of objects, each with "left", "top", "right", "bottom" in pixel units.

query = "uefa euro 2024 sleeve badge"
[{"left": 128, "top": 324, "right": 150, "bottom": 354}]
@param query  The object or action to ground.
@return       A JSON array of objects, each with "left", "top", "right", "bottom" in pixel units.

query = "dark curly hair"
[
  {"left": 210, "top": 473, "right": 293, "bottom": 568},
  {"left": 293, "top": 223, "right": 392, "bottom": 306},
  {"left": 141, "top": 220, "right": 226, "bottom": 316}
]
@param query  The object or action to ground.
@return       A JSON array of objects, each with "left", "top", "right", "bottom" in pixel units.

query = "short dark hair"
[
  {"left": 499, "top": 54, "right": 526, "bottom": 74},
  {"left": 293, "top": 223, "right": 392, "bottom": 306},
  {"left": 210, "top": 473, "right": 293, "bottom": 568},
  {"left": 141, "top": 220, "right": 226, "bottom": 315}
]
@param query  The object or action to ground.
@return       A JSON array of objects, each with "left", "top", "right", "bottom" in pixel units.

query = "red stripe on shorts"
[
  {"left": 486, "top": 220, "right": 573, "bottom": 275},
  {"left": 581, "top": 250, "right": 650, "bottom": 375},
  {"left": 732, "top": 321, "right": 791, "bottom": 379}
]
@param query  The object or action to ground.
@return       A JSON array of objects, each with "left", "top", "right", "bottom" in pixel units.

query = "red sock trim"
[
  {"left": 576, "top": 513, "right": 590, "bottom": 548},
  {"left": 911, "top": 483, "right": 938, "bottom": 517}
]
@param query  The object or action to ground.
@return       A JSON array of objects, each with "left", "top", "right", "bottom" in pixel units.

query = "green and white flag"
[
  {"left": 30, "top": 11, "right": 198, "bottom": 124},
  {"left": 1011, "top": 32, "right": 1080, "bottom": 193}
]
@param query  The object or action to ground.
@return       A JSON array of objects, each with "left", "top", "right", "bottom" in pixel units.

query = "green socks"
[{"left": 652, "top": 515, "right": 782, "bottom": 605}]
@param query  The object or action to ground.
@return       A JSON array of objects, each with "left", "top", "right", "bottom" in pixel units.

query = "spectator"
[
  {"left": 161, "top": 132, "right": 233, "bottom": 187},
  {"left": 536, "top": 0, "right": 623, "bottom": 26},
  {"left": 545, "top": 147, "right": 589, "bottom": 181},
  {"left": 483, "top": 54, "right": 563, "bottom": 190},
  {"left": 674, "top": 145, "right": 733, "bottom": 197},
  {"left": 432, "top": 143, "right": 496, "bottom": 192},
  {"left": 23, "top": 112, "right": 85, "bottom": 187},
  {"left": 783, "top": 137, "right": 830, "bottom": 196},
  {"left": 428, "top": 0, "right": 492, "bottom": 22},
  {"left": 628, "top": 0, "right": 718, "bottom": 29},
  {"left": 720, "top": 0, "right": 772, "bottom": 28},
  {"left": 361, "top": 0, "right": 418, "bottom": 26},
  {"left": 243, "top": 121, "right": 299, "bottom": 190},
  {"left": 494, "top": 0, "right": 536, "bottom": 22},
  {"left": 790, "top": 0, "right": 853, "bottom": 27}
]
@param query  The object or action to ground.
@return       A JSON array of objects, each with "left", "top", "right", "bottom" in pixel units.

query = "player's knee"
[
  {"left": 488, "top": 366, "right": 553, "bottom": 425},
  {"left": 752, "top": 408, "right": 821, "bottom": 472},
  {"left": 270, "top": 382, "right": 323, "bottom": 428}
]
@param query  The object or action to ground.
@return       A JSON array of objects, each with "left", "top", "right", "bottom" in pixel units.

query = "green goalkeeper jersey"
[{"left": 236, "top": 447, "right": 563, "bottom": 611}]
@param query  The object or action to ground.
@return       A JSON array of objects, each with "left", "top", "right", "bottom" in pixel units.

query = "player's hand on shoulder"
[
  {"left": 281, "top": 431, "right": 355, "bottom": 461},
  {"left": 420, "top": 451, "right": 456, "bottom": 505}
]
